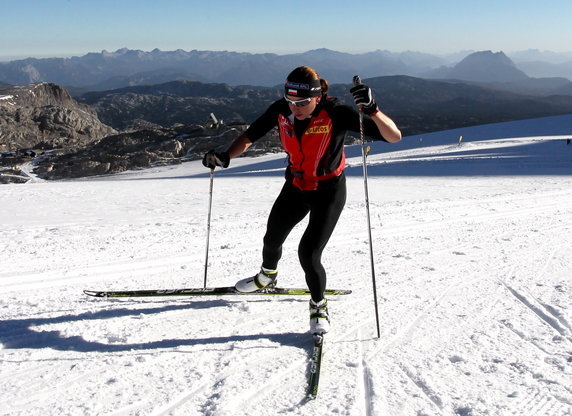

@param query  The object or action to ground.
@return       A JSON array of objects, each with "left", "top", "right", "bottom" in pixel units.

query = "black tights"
[{"left": 261, "top": 176, "right": 347, "bottom": 302}]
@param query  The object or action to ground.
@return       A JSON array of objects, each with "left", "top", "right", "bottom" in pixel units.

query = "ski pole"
[
  {"left": 353, "top": 75, "right": 381, "bottom": 339},
  {"left": 203, "top": 168, "right": 215, "bottom": 288}
]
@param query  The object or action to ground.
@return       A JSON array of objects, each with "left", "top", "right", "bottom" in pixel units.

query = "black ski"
[
  {"left": 84, "top": 287, "right": 351, "bottom": 298},
  {"left": 306, "top": 334, "right": 325, "bottom": 400}
]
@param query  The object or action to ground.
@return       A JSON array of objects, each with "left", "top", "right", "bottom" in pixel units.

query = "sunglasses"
[{"left": 284, "top": 95, "right": 313, "bottom": 107}]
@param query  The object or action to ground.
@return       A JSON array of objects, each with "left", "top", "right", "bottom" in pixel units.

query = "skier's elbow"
[{"left": 385, "top": 128, "right": 402, "bottom": 143}]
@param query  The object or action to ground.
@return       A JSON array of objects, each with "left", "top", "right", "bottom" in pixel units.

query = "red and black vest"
[{"left": 278, "top": 109, "right": 345, "bottom": 191}]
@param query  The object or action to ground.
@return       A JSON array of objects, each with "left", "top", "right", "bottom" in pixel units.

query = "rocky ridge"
[
  {"left": 0, "top": 83, "right": 119, "bottom": 183},
  {"left": 0, "top": 81, "right": 285, "bottom": 183},
  {"left": 0, "top": 82, "right": 116, "bottom": 152},
  {"left": 32, "top": 123, "right": 283, "bottom": 180}
]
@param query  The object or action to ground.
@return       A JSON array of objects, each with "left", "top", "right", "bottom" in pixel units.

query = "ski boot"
[
  {"left": 235, "top": 267, "right": 278, "bottom": 292},
  {"left": 309, "top": 298, "right": 330, "bottom": 334}
]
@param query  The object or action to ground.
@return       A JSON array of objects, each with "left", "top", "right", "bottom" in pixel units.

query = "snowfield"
[{"left": 1, "top": 115, "right": 571, "bottom": 416}]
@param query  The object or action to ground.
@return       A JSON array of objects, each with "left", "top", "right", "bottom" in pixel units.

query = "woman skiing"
[{"left": 203, "top": 66, "right": 401, "bottom": 334}]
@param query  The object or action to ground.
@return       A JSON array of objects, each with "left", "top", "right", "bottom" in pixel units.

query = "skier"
[{"left": 202, "top": 66, "right": 401, "bottom": 334}]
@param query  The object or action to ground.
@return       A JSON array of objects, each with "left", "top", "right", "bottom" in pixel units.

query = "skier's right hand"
[{"left": 202, "top": 150, "right": 230, "bottom": 169}]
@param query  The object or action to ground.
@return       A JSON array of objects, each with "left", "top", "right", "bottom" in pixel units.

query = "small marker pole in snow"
[
  {"left": 353, "top": 75, "right": 381, "bottom": 339},
  {"left": 203, "top": 168, "right": 215, "bottom": 288}
]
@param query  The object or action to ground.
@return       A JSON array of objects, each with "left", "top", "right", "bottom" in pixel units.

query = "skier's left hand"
[{"left": 350, "top": 83, "right": 378, "bottom": 115}]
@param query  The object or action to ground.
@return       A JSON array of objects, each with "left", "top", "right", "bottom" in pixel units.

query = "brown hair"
[{"left": 286, "top": 66, "right": 329, "bottom": 94}]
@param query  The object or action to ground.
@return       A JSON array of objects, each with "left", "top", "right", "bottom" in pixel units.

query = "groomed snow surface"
[{"left": 1, "top": 115, "right": 572, "bottom": 416}]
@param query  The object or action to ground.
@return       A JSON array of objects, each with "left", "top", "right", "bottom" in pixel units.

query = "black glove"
[
  {"left": 350, "top": 84, "right": 378, "bottom": 115},
  {"left": 202, "top": 150, "right": 230, "bottom": 169}
]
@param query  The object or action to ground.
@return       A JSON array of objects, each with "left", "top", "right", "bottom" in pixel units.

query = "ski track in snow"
[{"left": 1, "top": 126, "right": 572, "bottom": 415}]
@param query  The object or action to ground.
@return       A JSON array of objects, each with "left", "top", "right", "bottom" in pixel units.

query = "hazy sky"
[{"left": 2, "top": 0, "right": 571, "bottom": 60}]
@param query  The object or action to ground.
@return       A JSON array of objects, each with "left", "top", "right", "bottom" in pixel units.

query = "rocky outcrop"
[
  {"left": 0, "top": 81, "right": 287, "bottom": 182},
  {"left": 0, "top": 83, "right": 116, "bottom": 152},
  {"left": 33, "top": 124, "right": 282, "bottom": 180}
]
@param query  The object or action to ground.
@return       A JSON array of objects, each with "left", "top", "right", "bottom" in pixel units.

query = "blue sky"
[{"left": 1, "top": 0, "right": 571, "bottom": 60}]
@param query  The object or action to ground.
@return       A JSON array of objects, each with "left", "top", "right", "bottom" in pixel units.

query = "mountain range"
[
  {"left": 1, "top": 48, "right": 572, "bottom": 96},
  {"left": 2, "top": 48, "right": 572, "bottom": 182},
  {"left": 0, "top": 48, "right": 449, "bottom": 88},
  {"left": 75, "top": 75, "right": 572, "bottom": 135}
]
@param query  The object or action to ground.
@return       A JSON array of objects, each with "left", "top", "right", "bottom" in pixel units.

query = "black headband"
[{"left": 284, "top": 79, "right": 322, "bottom": 98}]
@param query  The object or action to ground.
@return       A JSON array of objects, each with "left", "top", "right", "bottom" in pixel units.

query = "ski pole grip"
[{"left": 353, "top": 75, "right": 363, "bottom": 111}]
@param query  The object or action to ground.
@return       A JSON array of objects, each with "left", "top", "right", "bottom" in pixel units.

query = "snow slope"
[{"left": 1, "top": 115, "right": 572, "bottom": 416}]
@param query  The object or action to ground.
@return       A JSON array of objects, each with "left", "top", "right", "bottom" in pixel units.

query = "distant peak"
[
  {"left": 450, "top": 50, "right": 528, "bottom": 82},
  {"left": 304, "top": 48, "right": 337, "bottom": 54},
  {"left": 460, "top": 50, "right": 514, "bottom": 65},
  {"left": 469, "top": 50, "right": 507, "bottom": 57}
]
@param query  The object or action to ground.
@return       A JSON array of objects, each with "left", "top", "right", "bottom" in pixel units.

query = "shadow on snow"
[{"left": 0, "top": 301, "right": 307, "bottom": 353}]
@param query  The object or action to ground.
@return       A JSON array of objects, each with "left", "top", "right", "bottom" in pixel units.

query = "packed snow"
[{"left": 1, "top": 115, "right": 572, "bottom": 416}]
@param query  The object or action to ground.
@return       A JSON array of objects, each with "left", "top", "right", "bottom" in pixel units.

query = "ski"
[
  {"left": 84, "top": 287, "right": 351, "bottom": 298},
  {"left": 306, "top": 334, "right": 325, "bottom": 400}
]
